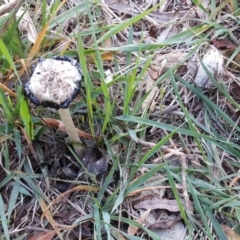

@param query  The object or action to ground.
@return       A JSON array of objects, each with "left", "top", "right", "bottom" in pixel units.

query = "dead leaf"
[
  {"left": 187, "top": 59, "right": 198, "bottom": 77},
  {"left": 222, "top": 224, "right": 240, "bottom": 240},
  {"left": 149, "top": 25, "right": 158, "bottom": 39},
  {"left": 134, "top": 197, "right": 193, "bottom": 212},
  {"left": 128, "top": 209, "right": 151, "bottom": 236},
  {"left": 28, "top": 230, "right": 56, "bottom": 240},
  {"left": 141, "top": 71, "right": 158, "bottom": 111},
  {"left": 151, "top": 221, "right": 186, "bottom": 239},
  {"left": 87, "top": 156, "right": 108, "bottom": 175},
  {"left": 211, "top": 38, "right": 237, "bottom": 50},
  {"left": 111, "top": 144, "right": 121, "bottom": 155},
  {"left": 148, "top": 65, "right": 159, "bottom": 80},
  {"left": 139, "top": 175, "right": 166, "bottom": 198},
  {"left": 156, "top": 11, "right": 180, "bottom": 42},
  {"left": 142, "top": 49, "right": 189, "bottom": 114},
  {"left": 195, "top": 46, "right": 224, "bottom": 89},
  {"left": 153, "top": 50, "right": 188, "bottom": 74},
  {"left": 16, "top": 7, "right": 37, "bottom": 43},
  {"left": 148, "top": 214, "right": 182, "bottom": 229}
]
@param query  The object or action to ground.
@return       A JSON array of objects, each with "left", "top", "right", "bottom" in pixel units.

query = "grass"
[{"left": 0, "top": 0, "right": 240, "bottom": 239}]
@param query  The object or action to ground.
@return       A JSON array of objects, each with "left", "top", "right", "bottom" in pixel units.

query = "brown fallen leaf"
[
  {"left": 210, "top": 38, "right": 237, "bottom": 50},
  {"left": 153, "top": 50, "right": 188, "bottom": 76},
  {"left": 149, "top": 25, "right": 158, "bottom": 39},
  {"left": 222, "top": 224, "right": 240, "bottom": 240},
  {"left": 87, "top": 156, "right": 108, "bottom": 175},
  {"left": 187, "top": 59, "right": 198, "bottom": 78},
  {"left": 148, "top": 214, "right": 182, "bottom": 229},
  {"left": 43, "top": 118, "right": 103, "bottom": 139},
  {"left": 148, "top": 66, "right": 159, "bottom": 80},
  {"left": 28, "top": 230, "right": 56, "bottom": 240},
  {"left": 141, "top": 70, "right": 159, "bottom": 111},
  {"left": 128, "top": 209, "right": 151, "bottom": 236},
  {"left": 156, "top": 10, "right": 180, "bottom": 43},
  {"left": 134, "top": 197, "right": 193, "bottom": 212}
]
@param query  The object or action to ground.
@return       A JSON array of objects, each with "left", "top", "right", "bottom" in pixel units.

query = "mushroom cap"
[{"left": 24, "top": 56, "right": 83, "bottom": 109}]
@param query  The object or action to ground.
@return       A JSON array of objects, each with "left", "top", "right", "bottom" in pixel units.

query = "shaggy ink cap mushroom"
[
  {"left": 24, "top": 56, "right": 83, "bottom": 109},
  {"left": 25, "top": 56, "right": 85, "bottom": 158}
]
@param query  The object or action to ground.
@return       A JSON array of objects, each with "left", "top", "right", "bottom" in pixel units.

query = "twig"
[
  {"left": 135, "top": 137, "right": 183, "bottom": 156},
  {"left": 150, "top": 104, "right": 180, "bottom": 117},
  {"left": 0, "top": 0, "right": 23, "bottom": 16}
]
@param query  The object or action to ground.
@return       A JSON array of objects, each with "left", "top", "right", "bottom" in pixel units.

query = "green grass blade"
[
  {"left": 77, "top": 35, "right": 95, "bottom": 135},
  {"left": 125, "top": 163, "right": 165, "bottom": 196},
  {"left": 93, "top": 202, "right": 102, "bottom": 240},
  {"left": 165, "top": 165, "right": 191, "bottom": 230},
  {"left": 20, "top": 95, "right": 33, "bottom": 140},
  {"left": 97, "top": 4, "right": 161, "bottom": 45},
  {"left": 161, "top": 24, "right": 213, "bottom": 45},
  {"left": 0, "top": 39, "right": 18, "bottom": 77},
  {"left": 116, "top": 115, "right": 240, "bottom": 157},
  {"left": 0, "top": 194, "right": 10, "bottom": 240},
  {"left": 8, "top": 176, "right": 20, "bottom": 222},
  {"left": 13, "top": 129, "right": 22, "bottom": 159},
  {"left": 0, "top": 88, "right": 14, "bottom": 125},
  {"left": 49, "top": 2, "right": 90, "bottom": 29},
  {"left": 187, "top": 177, "right": 214, "bottom": 239},
  {"left": 102, "top": 211, "right": 111, "bottom": 239},
  {"left": 169, "top": 71, "right": 207, "bottom": 161},
  {"left": 111, "top": 215, "right": 163, "bottom": 239}
]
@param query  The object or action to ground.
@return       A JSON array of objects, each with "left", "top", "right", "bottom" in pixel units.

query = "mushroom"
[{"left": 24, "top": 56, "right": 84, "bottom": 158}]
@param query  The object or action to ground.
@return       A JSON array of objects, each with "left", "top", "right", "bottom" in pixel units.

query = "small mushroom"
[{"left": 24, "top": 56, "right": 84, "bottom": 158}]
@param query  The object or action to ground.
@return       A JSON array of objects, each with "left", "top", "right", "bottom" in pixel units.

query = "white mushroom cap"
[{"left": 27, "top": 58, "right": 82, "bottom": 107}]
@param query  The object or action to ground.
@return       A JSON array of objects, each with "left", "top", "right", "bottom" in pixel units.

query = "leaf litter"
[{"left": 1, "top": 0, "right": 240, "bottom": 239}]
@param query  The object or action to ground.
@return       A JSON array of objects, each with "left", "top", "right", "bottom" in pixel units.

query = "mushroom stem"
[{"left": 58, "top": 108, "right": 84, "bottom": 158}]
